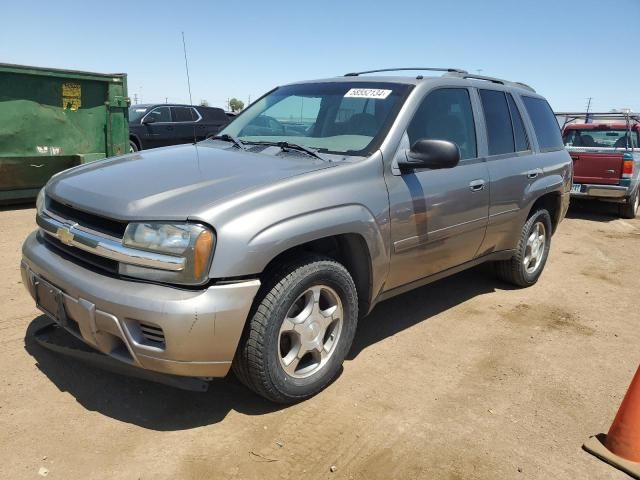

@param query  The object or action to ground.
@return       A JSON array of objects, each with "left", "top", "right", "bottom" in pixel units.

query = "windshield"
[
  {"left": 129, "top": 106, "right": 149, "bottom": 123},
  {"left": 218, "top": 82, "right": 411, "bottom": 155},
  {"left": 563, "top": 128, "right": 639, "bottom": 149}
]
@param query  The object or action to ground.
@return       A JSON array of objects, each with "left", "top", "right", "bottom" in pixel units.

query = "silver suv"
[{"left": 21, "top": 68, "right": 572, "bottom": 403}]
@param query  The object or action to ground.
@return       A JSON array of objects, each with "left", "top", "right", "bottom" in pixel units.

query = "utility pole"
[{"left": 133, "top": 93, "right": 138, "bottom": 105}]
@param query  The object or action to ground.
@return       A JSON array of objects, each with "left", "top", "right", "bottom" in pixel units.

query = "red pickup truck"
[{"left": 560, "top": 113, "right": 640, "bottom": 218}]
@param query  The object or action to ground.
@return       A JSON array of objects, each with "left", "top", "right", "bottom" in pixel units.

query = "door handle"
[
  {"left": 527, "top": 169, "right": 542, "bottom": 179},
  {"left": 469, "top": 179, "right": 485, "bottom": 192}
]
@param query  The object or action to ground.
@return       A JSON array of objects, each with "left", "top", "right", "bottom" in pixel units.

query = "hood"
[{"left": 47, "top": 143, "right": 334, "bottom": 220}]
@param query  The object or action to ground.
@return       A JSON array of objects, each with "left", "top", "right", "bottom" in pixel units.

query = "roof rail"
[
  {"left": 445, "top": 72, "right": 536, "bottom": 92},
  {"left": 344, "top": 67, "right": 468, "bottom": 77}
]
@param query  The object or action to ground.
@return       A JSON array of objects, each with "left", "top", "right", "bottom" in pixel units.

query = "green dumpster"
[{"left": 0, "top": 63, "right": 129, "bottom": 204}]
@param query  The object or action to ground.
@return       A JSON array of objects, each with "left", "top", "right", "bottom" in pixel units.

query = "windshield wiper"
[
  {"left": 247, "top": 141, "right": 324, "bottom": 160},
  {"left": 209, "top": 134, "right": 246, "bottom": 150}
]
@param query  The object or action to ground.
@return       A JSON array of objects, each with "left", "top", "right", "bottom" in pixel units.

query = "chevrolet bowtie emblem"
[{"left": 56, "top": 227, "right": 74, "bottom": 245}]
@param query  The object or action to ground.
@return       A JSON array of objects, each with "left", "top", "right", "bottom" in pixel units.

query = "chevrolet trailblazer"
[{"left": 21, "top": 68, "right": 571, "bottom": 403}]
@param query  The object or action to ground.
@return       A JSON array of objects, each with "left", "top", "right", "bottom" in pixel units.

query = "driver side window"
[
  {"left": 407, "top": 88, "right": 477, "bottom": 160},
  {"left": 146, "top": 106, "right": 171, "bottom": 123}
]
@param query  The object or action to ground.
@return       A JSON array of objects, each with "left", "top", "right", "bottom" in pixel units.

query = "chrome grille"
[{"left": 46, "top": 197, "right": 127, "bottom": 238}]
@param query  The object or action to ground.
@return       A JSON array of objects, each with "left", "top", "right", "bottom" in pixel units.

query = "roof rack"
[
  {"left": 555, "top": 111, "right": 640, "bottom": 130},
  {"left": 344, "top": 67, "right": 468, "bottom": 77},
  {"left": 343, "top": 68, "right": 536, "bottom": 92},
  {"left": 445, "top": 71, "right": 536, "bottom": 92},
  {"left": 556, "top": 112, "right": 640, "bottom": 119}
]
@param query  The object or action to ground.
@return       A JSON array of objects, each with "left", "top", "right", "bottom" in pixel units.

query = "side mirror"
[
  {"left": 142, "top": 115, "right": 156, "bottom": 125},
  {"left": 398, "top": 139, "right": 460, "bottom": 172}
]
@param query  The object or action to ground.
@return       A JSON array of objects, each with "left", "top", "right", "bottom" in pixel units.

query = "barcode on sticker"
[{"left": 344, "top": 88, "right": 392, "bottom": 99}]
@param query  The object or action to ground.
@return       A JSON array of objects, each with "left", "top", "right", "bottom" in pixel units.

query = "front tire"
[
  {"left": 233, "top": 256, "right": 358, "bottom": 403},
  {"left": 496, "top": 209, "right": 552, "bottom": 287},
  {"left": 620, "top": 188, "right": 639, "bottom": 219},
  {"left": 128, "top": 139, "right": 139, "bottom": 153}
]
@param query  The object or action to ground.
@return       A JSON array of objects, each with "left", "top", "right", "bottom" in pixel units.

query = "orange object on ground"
[
  {"left": 583, "top": 366, "right": 640, "bottom": 478},
  {"left": 607, "top": 367, "right": 640, "bottom": 462}
]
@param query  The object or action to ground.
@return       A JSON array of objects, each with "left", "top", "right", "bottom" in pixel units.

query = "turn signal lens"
[
  {"left": 622, "top": 160, "right": 634, "bottom": 177},
  {"left": 194, "top": 229, "right": 214, "bottom": 280}
]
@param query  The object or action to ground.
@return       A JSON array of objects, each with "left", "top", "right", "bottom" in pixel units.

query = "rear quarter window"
[{"left": 522, "top": 96, "right": 563, "bottom": 151}]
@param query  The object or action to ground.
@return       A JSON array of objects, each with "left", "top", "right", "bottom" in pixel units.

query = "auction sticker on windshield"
[{"left": 344, "top": 88, "right": 392, "bottom": 99}]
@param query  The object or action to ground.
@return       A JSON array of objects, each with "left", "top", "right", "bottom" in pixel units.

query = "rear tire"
[
  {"left": 128, "top": 139, "right": 139, "bottom": 153},
  {"left": 619, "top": 188, "right": 639, "bottom": 219},
  {"left": 496, "top": 209, "right": 552, "bottom": 287},
  {"left": 233, "top": 255, "right": 358, "bottom": 404}
]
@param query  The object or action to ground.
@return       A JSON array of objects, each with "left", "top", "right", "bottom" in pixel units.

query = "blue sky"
[{"left": 2, "top": 0, "right": 639, "bottom": 112}]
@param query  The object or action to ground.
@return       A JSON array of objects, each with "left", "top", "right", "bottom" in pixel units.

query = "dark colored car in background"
[{"left": 128, "top": 104, "right": 229, "bottom": 151}]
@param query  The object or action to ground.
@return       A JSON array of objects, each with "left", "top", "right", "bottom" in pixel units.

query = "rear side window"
[
  {"left": 407, "top": 88, "right": 477, "bottom": 160},
  {"left": 522, "top": 97, "right": 563, "bottom": 151},
  {"left": 506, "top": 94, "right": 529, "bottom": 151},
  {"left": 479, "top": 89, "right": 514, "bottom": 156},
  {"left": 172, "top": 107, "right": 195, "bottom": 122}
]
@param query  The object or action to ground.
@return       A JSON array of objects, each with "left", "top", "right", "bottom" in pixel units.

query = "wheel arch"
[
  {"left": 210, "top": 204, "right": 388, "bottom": 316},
  {"left": 129, "top": 133, "right": 141, "bottom": 150},
  {"left": 527, "top": 191, "right": 562, "bottom": 233},
  {"left": 260, "top": 233, "right": 373, "bottom": 317}
]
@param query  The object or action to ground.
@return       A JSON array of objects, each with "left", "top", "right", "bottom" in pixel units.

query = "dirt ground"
[{"left": 0, "top": 201, "right": 638, "bottom": 480}]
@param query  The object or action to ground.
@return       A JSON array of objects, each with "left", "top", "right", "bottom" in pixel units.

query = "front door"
[
  {"left": 385, "top": 87, "right": 489, "bottom": 291},
  {"left": 141, "top": 106, "right": 173, "bottom": 148}
]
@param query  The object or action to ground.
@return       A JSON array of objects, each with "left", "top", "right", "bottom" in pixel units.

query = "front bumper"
[
  {"left": 571, "top": 183, "right": 630, "bottom": 201},
  {"left": 21, "top": 231, "right": 260, "bottom": 377}
]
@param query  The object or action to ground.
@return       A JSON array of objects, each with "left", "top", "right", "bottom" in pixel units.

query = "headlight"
[
  {"left": 36, "top": 188, "right": 45, "bottom": 215},
  {"left": 120, "top": 222, "right": 215, "bottom": 285}
]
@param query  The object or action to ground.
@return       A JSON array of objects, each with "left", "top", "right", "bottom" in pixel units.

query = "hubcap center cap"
[{"left": 303, "top": 320, "right": 321, "bottom": 343}]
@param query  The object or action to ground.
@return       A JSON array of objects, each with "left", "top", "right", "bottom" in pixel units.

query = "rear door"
[
  {"left": 477, "top": 89, "right": 537, "bottom": 254},
  {"left": 171, "top": 106, "right": 199, "bottom": 144}
]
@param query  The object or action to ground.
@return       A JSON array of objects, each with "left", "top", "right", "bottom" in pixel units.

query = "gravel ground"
[{"left": 0, "top": 201, "right": 637, "bottom": 479}]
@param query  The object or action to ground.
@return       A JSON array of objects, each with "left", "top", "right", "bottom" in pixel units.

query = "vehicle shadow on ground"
[
  {"left": 348, "top": 263, "right": 505, "bottom": 360},
  {"left": 24, "top": 316, "right": 286, "bottom": 431},
  {"left": 566, "top": 199, "right": 621, "bottom": 222},
  {"left": 24, "top": 264, "right": 509, "bottom": 431},
  {"left": 0, "top": 201, "right": 35, "bottom": 212}
]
